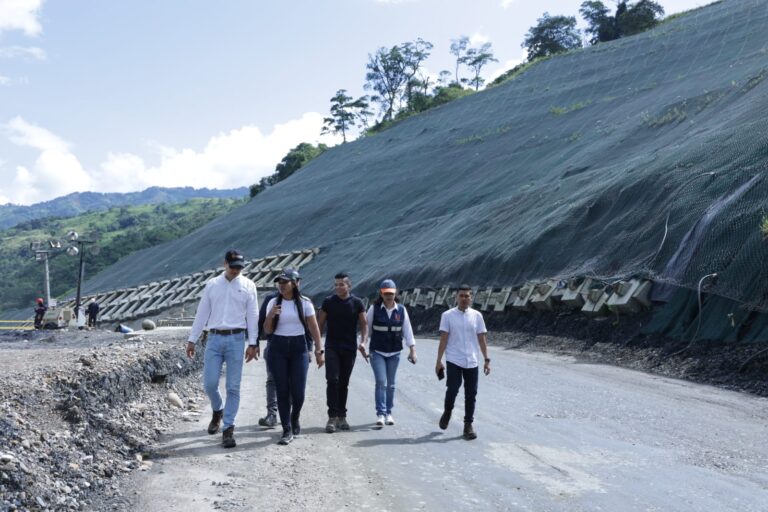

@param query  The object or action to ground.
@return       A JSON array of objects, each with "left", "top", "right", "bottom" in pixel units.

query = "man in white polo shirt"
[
  {"left": 186, "top": 249, "right": 259, "bottom": 449},
  {"left": 435, "top": 285, "right": 490, "bottom": 440}
]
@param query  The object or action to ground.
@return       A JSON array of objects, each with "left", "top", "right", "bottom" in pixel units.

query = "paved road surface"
[{"left": 126, "top": 338, "right": 768, "bottom": 511}]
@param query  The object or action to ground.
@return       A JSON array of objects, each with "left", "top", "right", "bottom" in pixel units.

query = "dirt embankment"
[
  {"left": 409, "top": 308, "right": 768, "bottom": 397},
  {"left": 0, "top": 329, "right": 201, "bottom": 511}
]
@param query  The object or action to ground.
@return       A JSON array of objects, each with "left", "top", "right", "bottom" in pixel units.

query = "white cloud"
[
  {"left": 470, "top": 33, "right": 490, "bottom": 46},
  {"left": 0, "top": 112, "right": 343, "bottom": 205},
  {"left": 499, "top": 0, "right": 517, "bottom": 7},
  {"left": 0, "top": 45, "right": 46, "bottom": 60},
  {"left": 3, "top": 116, "right": 92, "bottom": 204},
  {"left": 0, "top": 75, "right": 10, "bottom": 85},
  {"left": 0, "top": 0, "right": 43, "bottom": 36},
  {"left": 94, "top": 112, "right": 342, "bottom": 194}
]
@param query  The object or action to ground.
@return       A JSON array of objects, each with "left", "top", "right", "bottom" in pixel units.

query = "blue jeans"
[
  {"left": 266, "top": 335, "right": 309, "bottom": 431},
  {"left": 370, "top": 351, "right": 400, "bottom": 416},
  {"left": 202, "top": 332, "right": 246, "bottom": 430},
  {"left": 263, "top": 344, "right": 278, "bottom": 416}
]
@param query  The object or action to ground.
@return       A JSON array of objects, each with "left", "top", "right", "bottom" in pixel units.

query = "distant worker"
[
  {"left": 86, "top": 299, "right": 100, "bottom": 328},
  {"left": 257, "top": 268, "right": 312, "bottom": 429},
  {"left": 34, "top": 298, "right": 47, "bottom": 329},
  {"left": 360, "top": 279, "right": 416, "bottom": 427},
  {"left": 263, "top": 268, "right": 324, "bottom": 445},
  {"left": 316, "top": 272, "right": 368, "bottom": 433},
  {"left": 435, "top": 285, "right": 490, "bottom": 441},
  {"left": 186, "top": 249, "right": 259, "bottom": 449}
]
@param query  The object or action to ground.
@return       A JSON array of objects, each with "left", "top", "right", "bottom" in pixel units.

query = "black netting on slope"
[{"left": 84, "top": 0, "right": 768, "bottom": 318}]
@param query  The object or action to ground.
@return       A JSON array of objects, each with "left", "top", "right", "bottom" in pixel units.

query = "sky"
[{"left": 0, "top": 0, "right": 712, "bottom": 205}]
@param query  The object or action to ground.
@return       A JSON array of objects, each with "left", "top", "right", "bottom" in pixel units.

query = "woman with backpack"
[
  {"left": 264, "top": 268, "right": 324, "bottom": 445},
  {"left": 359, "top": 278, "right": 417, "bottom": 427}
]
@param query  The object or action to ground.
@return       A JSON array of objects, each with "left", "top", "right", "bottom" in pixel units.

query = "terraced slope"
[{"left": 85, "top": 0, "right": 768, "bottom": 316}]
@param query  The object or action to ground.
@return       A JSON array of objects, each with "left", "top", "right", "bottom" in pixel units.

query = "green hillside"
[{"left": 0, "top": 198, "right": 242, "bottom": 312}]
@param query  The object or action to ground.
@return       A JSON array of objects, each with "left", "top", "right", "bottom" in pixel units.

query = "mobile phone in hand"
[
  {"left": 437, "top": 367, "right": 445, "bottom": 380},
  {"left": 407, "top": 355, "right": 416, "bottom": 364}
]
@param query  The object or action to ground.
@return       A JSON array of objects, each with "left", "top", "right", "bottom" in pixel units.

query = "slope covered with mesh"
[{"left": 85, "top": 0, "right": 768, "bottom": 322}]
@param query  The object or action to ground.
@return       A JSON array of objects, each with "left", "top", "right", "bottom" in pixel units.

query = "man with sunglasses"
[
  {"left": 435, "top": 285, "right": 490, "bottom": 440},
  {"left": 186, "top": 249, "right": 259, "bottom": 449}
]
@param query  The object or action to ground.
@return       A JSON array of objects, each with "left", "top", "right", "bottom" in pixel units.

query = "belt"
[{"left": 209, "top": 328, "right": 246, "bottom": 336}]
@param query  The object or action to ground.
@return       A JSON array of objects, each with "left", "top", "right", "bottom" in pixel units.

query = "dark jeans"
[
  {"left": 325, "top": 345, "right": 357, "bottom": 418},
  {"left": 266, "top": 335, "right": 309, "bottom": 431},
  {"left": 444, "top": 361, "right": 479, "bottom": 424}
]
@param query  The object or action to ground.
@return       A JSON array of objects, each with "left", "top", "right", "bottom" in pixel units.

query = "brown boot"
[
  {"left": 463, "top": 422, "right": 477, "bottom": 440},
  {"left": 207, "top": 409, "right": 223, "bottom": 435},
  {"left": 222, "top": 426, "right": 236, "bottom": 448}
]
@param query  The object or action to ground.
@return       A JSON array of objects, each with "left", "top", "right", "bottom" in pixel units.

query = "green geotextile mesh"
[{"left": 85, "top": 0, "right": 768, "bottom": 336}]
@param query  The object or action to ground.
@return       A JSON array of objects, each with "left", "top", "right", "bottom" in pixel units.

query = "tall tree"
[
  {"left": 449, "top": 36, "right": 470, "bottom": 85},
  {"left": 400, "top": 38, "right": 433, "bottom": 110},
  {"left": 321, "top": 89, "right": 371, "bottom": 143},
  {"left": 616, "top": 0, "right": 664, "bottom": 36},
  {"left": 365, "top": 39, "right": 433, "bottom": 122},
  {"left": 580, "top": 1, "right": 615, "bottom": 44},
  {"left": 365, "top": 46, "right": 408, "bottom": 122},
  {"left": 462, "top": 42, "right": 498, "bottom": 90},
  {"left": 580, "top": 0, "right": 664, "bottom": 44},
  {"left": 522, "top": 13, "right": 582, "bottom": 61}
]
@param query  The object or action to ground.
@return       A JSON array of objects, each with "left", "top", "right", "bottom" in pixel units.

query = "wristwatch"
[
  {"left": 484, "top": 358, "right": 491, "bottom": 363},
  {"left": 315, "top": 350, "right": 325, "bottom": 355}
]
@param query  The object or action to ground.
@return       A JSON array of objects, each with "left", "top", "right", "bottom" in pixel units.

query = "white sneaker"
[
  {"left": 385, "top": 414, "right": 395, "bottom": 425},
  {"left": 376, "top": 415, "right": 385, "bottom": 426}
]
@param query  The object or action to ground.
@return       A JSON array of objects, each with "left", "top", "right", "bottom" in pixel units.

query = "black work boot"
[
  {"left": 463, "top": 422, "right": 477, "bottom": 440},
  {"left": 222, "top": 426, "right": 236, "bottom": 448},
  {"left": 207, "top": 409, "right": 223, "bottom": 435},
  {"left": 258, "top": 414, "right": 277, "bottom": 428},
  {"left": 439, "top": 410, "right": 451, "bottom": 430}
]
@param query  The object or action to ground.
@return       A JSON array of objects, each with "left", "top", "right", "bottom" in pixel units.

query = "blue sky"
[{"left": 0, "top": 0, "right": 711, "bottom": 205}]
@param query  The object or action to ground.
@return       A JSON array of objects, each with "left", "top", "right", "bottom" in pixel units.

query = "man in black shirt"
[{"left": 317, "top": 272, "right": 368, "bottom": 433}]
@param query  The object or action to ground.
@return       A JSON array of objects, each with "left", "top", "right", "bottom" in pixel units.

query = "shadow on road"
[
  {"left": 149, "top": 430, "right": 277, "bottom": 459},
  {"left": 352, "top": 431, "right": 464, "bottom": 447}
]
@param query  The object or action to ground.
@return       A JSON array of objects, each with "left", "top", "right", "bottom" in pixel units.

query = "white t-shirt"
[
  {"left": 439, "top": 307, "right": 487, "bottom": 369},
  {"left": 267, "top": 296, "right": 315, "bottom": 337}
]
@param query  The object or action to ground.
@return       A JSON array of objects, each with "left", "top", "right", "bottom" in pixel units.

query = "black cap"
[
  {"left": 273, "top": 267, "right": 300, "bottom": 282},
  {"left": 225, "top": 249, "right": 245, "bottom": 269}
]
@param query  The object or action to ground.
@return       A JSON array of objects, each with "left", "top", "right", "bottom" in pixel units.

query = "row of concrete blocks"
[
  {"left": 60, "top": 249, "right": 319, "bottom": 322},
  {"left": 392, "top": 278, "right": 652, "bottom": 315}
]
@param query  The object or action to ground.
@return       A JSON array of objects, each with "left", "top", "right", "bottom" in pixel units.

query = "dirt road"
[{"left": 123, "top": 338, "right": 768, "bottom": 512}]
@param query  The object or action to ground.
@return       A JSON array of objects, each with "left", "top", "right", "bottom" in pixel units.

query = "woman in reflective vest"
[{"left": 361, "top": 279, "right": 417, "bottom": 426}]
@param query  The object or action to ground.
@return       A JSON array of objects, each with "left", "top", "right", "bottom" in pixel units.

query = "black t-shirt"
[{"left": 321, "top": 294, "right": 365, "bottom": 350}]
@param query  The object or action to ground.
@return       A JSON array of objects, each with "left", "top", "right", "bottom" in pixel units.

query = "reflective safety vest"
[{"left": 370, "top": 303, "right": 405, "bottom": 353}]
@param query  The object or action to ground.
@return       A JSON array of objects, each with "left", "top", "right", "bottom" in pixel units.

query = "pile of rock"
[{"left": 0, "top": 331, "right": 203, "bottom": 511}]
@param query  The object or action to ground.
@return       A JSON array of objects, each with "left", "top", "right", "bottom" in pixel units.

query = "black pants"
[
  {"left": 444, "top": 362, "right": 479, "bottom": 424},
  {"left": 266, "top": 335, "right": 309, "bottom": 431},
  {"left": 325, "top": 345, "right": 357, "bottom": 418}
]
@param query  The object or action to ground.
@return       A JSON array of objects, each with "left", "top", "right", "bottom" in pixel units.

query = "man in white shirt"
[
  {"left": 435, "top": 285, "right": 490, "bottom": 440},
  {"left": 186, "top": 249, "right": 259, "bottom": 448}
]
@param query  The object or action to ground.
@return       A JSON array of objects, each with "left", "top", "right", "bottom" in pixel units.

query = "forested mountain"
[
  {"left": 0, "top": 198, "right": 242, "bottom": 312},
  {"left": 0, "top": 186, "right": 248, "bottom": 230}
]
